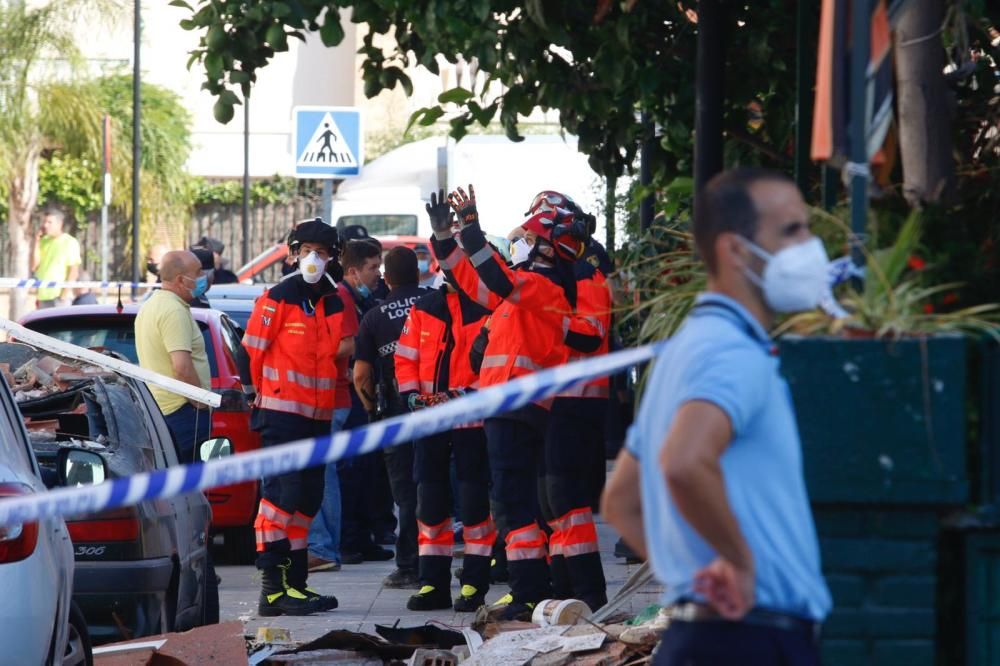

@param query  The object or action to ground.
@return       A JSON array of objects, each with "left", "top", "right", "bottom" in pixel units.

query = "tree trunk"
[
  {"left": 893, "top": 0, "right": 954, "bottom": 206},
  {"left": 8, "top": 145, "right": 41, "bottom": 321}
]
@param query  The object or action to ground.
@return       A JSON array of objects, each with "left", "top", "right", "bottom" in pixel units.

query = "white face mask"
[
  {"left": 510, "top": 238, "right": 532, "bottom": 266},
  {"left": 299, "top": 251, "right": 328, "bottom": 284},
  {"left": 742, "top": 237, "right": 830, "bottom": 313}
]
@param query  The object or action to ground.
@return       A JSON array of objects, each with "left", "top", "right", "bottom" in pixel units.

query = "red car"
[{"left": 20, "top": 304, "right": 261, "bottom": 564}]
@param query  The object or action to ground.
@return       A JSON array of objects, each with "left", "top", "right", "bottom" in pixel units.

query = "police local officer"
[
  {"left": 353, "top": 246, "right": 426, "bottom": 589},
  {"left": 396, "top": 275, "right": 493, "bottom": 612},
  {"left": 429, "top": 185, "right": 603, "bottom": 619},
  {"left": 243, "top": 219, "right": 350, "bottom": 617}
]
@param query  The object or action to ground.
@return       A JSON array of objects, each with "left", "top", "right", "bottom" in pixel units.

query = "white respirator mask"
[
  {"left": 300, "top": 251, "right": 328, "bottom": 284},
  {"left": 742, "top": 236, "right": 830, "bottom": 313},
  {"left": 510, "top": 238, "right": 533, "bottom": 267}
]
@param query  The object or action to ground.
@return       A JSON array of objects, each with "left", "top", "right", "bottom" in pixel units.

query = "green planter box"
[{"left": 779, "top": 335, "right": 968, "bottom": 505}]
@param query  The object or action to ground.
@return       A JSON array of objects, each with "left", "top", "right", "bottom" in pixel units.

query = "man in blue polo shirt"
[{"left": 602, "top": 169, "right": 832, "bottom": 665}]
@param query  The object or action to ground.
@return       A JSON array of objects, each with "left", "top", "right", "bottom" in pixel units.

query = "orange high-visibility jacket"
[
  {"left": 431, "top": 223, "right": 602, "bottom": 389},
  {"left": 396, "top": 286, "right": 491, "bottom": 395},
  {"left": 243, "top": 276, "right": 346, "bottom": 421},
  {"left": 559, "top": 256, "right": 612, "bottom": 399}
]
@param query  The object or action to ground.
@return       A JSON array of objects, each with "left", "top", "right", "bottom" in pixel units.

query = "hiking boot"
[
  {"left": 488, "top": 593, "right": 534, "bottom": 621},
  {"left": 364, "top": 545, "right": 395, "bottom": 561},
  {"left": 302, "top": 587, "right": 339, "bottom": 611},
  {"left": 341, "top": 551, "right": 364, "bottom": 565},
  {"left": 383, "top": 567, "right": 421, "bottom": 589},
  {"left": 308, "top": 555, "right": 340, "bottom": 573},
  {"left": 406, "top": 585, "right": 452, "bottom": 611},
  {"left": 453, "top": 584, "right": 486, "bottom": 613},
  {"left": 258, "top": 588, "right": 322, "bottom": 617}
]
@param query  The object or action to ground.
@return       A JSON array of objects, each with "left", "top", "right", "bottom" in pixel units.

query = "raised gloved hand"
[
  {"left": 426, "top": 189, "right": 455, "bottom": 240},
  {"left": 448, "top": 185, "right": 479, "bottom": 229}
]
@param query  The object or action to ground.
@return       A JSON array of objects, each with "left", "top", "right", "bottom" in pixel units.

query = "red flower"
[
  {"left": 923, "top": 303, "right": 934, "bottom": 314},
  {"left": 942, "top": 292, "right": 960, "bottom": 305},
  {"left": 908, "top": 256, "right": 926, "bottom": 271}
]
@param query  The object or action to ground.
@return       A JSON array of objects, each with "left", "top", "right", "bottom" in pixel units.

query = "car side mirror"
[
  {"left": 199, "top": 437, "right": 233, "bottom": 462},
  {"left": 57, "top": 448, "right": 108, "bottom": 487}
]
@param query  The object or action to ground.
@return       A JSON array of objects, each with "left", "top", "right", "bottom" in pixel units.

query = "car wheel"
[
  {"left": 222, "top": 526, "right": 256, "bottom": 565},
  {"left": 64, "top": 601, "right": 93, "bottom": 666},
  {"left": 202, "top": 552, "right": 220, "bottom": 626}
]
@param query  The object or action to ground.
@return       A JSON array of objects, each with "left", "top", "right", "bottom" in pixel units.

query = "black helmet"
[
  {"left": 289, "top": 218, "right": 340, "bottom": 255},
  {"left": 340, "top": 224, "right": 370, "bottom": 242}
]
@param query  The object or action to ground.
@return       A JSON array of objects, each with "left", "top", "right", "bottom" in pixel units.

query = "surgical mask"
[
  {"left": 356, "top": 283, "right": 371, "bottom": 299},
  {"left": 510, "top": 238, "right": 532, "bottom": 266},
  {"left": 417, "top": 259, "right": 430, "bottom": 273},
  {"left": 742, "top": 237, "right": 830, "bottom": 313},
  {"left": 188, "top": 274, "right": 209, "bottom": 299},
  {"left": 299, "top": 251, "right": 328, "bottom": 285}
]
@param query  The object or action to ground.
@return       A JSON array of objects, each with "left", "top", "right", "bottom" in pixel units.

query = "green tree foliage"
[
  {"left": 177, "top": 0, "right": 800, "bottom": 185},
  {"left": 37, "top": 155, "right": 103, "bottom": 223}
]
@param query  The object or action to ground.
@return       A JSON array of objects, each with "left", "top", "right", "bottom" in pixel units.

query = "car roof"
[{"left": 19, "top": 302, "right": 229, "bottom": 325}]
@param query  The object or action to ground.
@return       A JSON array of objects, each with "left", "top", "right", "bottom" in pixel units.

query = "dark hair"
[
  {"left": 384, "top": 246, "right": 418, "bottom": 287},
  {"left": 42, "top": 205, "right": 65, "bottom": 223},
  {"left": 693, "top": 168, "right": 794, "bottom": 274},
  {"left": 341, "top": 238, "right": 381, "bottom": 270}
]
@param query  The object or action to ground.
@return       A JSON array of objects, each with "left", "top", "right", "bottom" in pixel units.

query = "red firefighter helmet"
[
  {"left": 525, "top": 190, "right": 580, "bottom": 216},
  {"left": 521, "top": 207, "right": 588, "bottom": 261}
]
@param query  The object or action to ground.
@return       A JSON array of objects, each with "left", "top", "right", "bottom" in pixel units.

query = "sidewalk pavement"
[{"left": 218, "top": 519, "right": 662, "bottom": 643}]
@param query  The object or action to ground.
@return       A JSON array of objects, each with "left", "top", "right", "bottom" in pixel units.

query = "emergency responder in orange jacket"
[
  {"left": 396, "top": 276, "right": 494, "bottom": 612},
  {"left": 244, "top": 219, "right": 351, "bottom": 617},
  {"left": 427, "top": 185, "right": 603, "bottom": 619},
  {"left": 512, "top": 192, "right": 613, "bottom": 611}
]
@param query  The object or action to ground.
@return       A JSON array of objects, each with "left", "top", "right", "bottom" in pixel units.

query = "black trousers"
[
  {"left": 383, "top": 441, "right": 418, "bottom": 571},
  {"left": 484, "top": 413, "right": 552, "bottom": 604},
  {"left": 338, "top": 391, "right": 378, "bottom": 555},
  {"left": 254, "top": 409, "right": 329, "bottom": 569},
  {"left": 414, "top": 427, "right": 492, "bottom": 589},
  {"left": 539, "top": 397, "right": 608, "bottom": 610},
  {"left": 653, "top": 621, "right": 821, "bottom": 666}
]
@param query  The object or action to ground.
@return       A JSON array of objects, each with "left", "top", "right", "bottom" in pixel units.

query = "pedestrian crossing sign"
[{"left": 292, "top": 106, "right": 363, "bottom": 178}]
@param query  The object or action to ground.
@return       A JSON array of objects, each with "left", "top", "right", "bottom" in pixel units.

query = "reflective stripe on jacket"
[{"left": 243, "top": 276, "right": 345, "bottom": 421}]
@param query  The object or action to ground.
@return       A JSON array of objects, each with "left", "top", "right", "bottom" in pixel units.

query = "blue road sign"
[{"left": 292, "top": 106, "right": 363, "bottom": 178}]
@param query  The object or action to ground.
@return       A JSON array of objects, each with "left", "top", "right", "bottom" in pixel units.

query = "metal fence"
[{"left": 0, "top": 197, "right": 321, "bottom": 282}]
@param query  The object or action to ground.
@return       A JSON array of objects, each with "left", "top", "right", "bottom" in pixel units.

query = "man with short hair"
[
  {"left": 135, "top": 250, "right": 212, "bottom": 463},
  {"left": 602, "top": 169, "right": 832, "bottom": 665},
  {"left": 354, "top": 246, "right": 425, "bottom": 589},
  {"left": 33, "top": 206, "right": 81, "bottom": 308},
  {"left": 195, "top": 236, "right": 238, "bottom": 284}
]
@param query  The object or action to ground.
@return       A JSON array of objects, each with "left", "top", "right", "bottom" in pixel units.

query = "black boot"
[
  {"left": 258, "top": 561, "right": 322, "bottom": 617},
  {"left": 406, "top": 584, "right": 453, "bottom": 611},
  {"left": 289, "top": 550, "right": 338, "bottom": 611},
  {"left": 566, "top": 552, "right": 608, "bottom": 611},
  {"left": 549, "top": 555, "right": 572, "bottom": 600},
  {"left": 453, "top": 583, "right": 487, "bottom": 612}
]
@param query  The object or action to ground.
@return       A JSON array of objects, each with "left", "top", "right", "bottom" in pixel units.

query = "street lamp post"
[{"left": 131, "top": 0, "right": 141, "bottom": 296}]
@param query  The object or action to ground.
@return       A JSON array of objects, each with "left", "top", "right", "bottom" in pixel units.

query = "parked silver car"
[{"left": 0, "top": 349, "right": 90, "bottom": 664}]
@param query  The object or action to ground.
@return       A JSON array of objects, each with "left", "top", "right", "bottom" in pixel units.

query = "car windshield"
[
  {"left": 26, "top": 317, "right": 218, "bottom": 377},
  {"left": 337, "top": 214, "right": 418, "bottom": 235}
]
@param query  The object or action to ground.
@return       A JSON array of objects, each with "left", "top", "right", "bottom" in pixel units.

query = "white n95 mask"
[
  {"left": 300, "top": 251, "right": 328, "bottom": 284},
  {"left": 510, "top": 238, "right": 532, "bottom": 267},
  {"left": 742, "top": 237, "right": 830, "bottom": 313}
]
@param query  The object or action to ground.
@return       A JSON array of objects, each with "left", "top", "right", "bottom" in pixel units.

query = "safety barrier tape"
[
  {"left": 0, "top": 341, "right": 662, "bottom": 528},
  {"left": 0, "top": 318, "right": 222, "bottom": 408},
  {"left": 0, "top": 278, "right": 160, "bottom": 291}
]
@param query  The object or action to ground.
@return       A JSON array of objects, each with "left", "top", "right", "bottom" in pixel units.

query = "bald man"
[{"left": 135, "top": 250, "right": 212, "bottom": 462}]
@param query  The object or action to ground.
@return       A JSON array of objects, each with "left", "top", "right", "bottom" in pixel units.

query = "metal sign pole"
[
  {"left": 101, "top": 114, "right": 111, "bottom": 283},
  {"left": 848, "top": 0, "right": 871, "bottom": 273}
]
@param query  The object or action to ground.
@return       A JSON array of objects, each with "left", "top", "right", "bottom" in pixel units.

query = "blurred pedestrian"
[
  {"left": 196, "top": 235, "right": 239, "bottom": 284},
  {"left": 32, "top": 206, "right": 81, "bottom": 308},
  {"left": 134, "top": 250, "right": 212, "bottom": 463},
  {"left": 72, "top": 270, "right": 98, "bottom": 306},
  {"left": 188, "top": 247, "right": 216, "bottom": 308},
  {"left": 602, "top": 169, "right": 831, "bottom": 666},
  {"left": 146, "top": 243, "right": 170, "bottom": 282},
  {"left": 413, "top": 244, "right": 441, "bottom": 289}
]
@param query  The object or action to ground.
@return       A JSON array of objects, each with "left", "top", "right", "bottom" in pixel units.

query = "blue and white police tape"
[
  {"left": 0, "top": 342, "right": 663, "bottom": 529},
  {"left": 0, "top": 278, "right": 160, "bottom": 291}
]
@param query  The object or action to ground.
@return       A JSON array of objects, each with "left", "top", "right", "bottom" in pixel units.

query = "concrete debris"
[
  {"left": 408, "top": 648, "right": 459, "bottom": 666},
  {"left": 0, "top": 350, "right": 116, "bottom": 402},
  {"left": 93, "top": 621, "right": 247, "bottom": 666}
]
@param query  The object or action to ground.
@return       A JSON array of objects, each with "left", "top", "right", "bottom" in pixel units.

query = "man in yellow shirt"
[
  {"left": 135, "top": 250, "right": 212, "bottom": 462},
  {"left": 32, "top": 207, "right": 81, "bottom": 308}
]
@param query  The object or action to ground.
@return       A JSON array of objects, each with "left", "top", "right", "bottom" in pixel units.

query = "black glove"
[
  {"left": 448, "top": 185, "right": 479, "bottom": 230},
  {"left": 426, "top": 189, "right": 455, "bottom": 239}
]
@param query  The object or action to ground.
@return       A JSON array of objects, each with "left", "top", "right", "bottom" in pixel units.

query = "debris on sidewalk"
[{"left": 93, "top": 620, "right": 246, "bottom": 666}]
